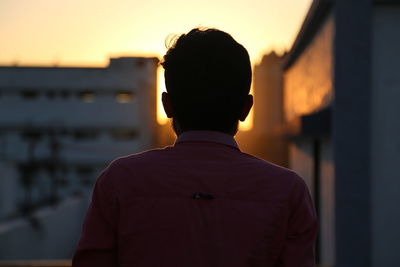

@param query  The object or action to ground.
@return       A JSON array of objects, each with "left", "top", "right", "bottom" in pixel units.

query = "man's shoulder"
[
  {"left": 240, "top": 151, "right": 300, "bottom": 179},
  {"left": 108, "top": 146, "right": 173, "bottom": 168},
  {"left": 111, "top": 147, "right": 297, "bottom": 173},
  {"left": 103, "top": 145, "right": 304, "bottom": 187},
  {"left": 237, "top": 153, "right": 309, "bottom": 199},
  {"left": 96, "top": 147, "right": 173, "bottom": 185}
]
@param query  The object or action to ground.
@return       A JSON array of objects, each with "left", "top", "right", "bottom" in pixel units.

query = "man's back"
[{"left": 73, "top": 131, "right": 317, "bottom": 267}]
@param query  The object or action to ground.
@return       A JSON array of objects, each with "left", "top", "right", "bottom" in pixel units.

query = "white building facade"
[{"left": 0, "top": 57, "right": 158, "bottom": 259}]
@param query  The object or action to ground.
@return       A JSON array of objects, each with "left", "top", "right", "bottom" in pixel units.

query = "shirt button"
[{"left": 193, "top": 192, "right": 202, "bottom": 199}]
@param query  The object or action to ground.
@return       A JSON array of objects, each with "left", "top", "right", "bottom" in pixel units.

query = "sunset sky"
[
  {"left": 0, "top": 0, "right": 312, "bottom": 66},
  {"left": 0, "top": 0, "right": 312, "bottom": 127}
]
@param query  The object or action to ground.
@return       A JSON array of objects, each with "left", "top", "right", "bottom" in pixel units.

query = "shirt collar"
[{"left": 175, "top": 130, "right": 239, "bottom": 150}]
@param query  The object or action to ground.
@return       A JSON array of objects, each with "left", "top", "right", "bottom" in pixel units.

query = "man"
[{"left": 72, "top": 28, "right": 317, "bottom": 267}]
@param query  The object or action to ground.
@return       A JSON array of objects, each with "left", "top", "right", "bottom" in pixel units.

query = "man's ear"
[
  {"left": 162, "top": 92, "right": 174, "bottom": 118},
  {"left": 239, "top": 94, "right": 253, "bottom": 122}
]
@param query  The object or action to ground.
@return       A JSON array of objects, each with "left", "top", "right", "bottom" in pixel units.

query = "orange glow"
[
  {"left": 239, "top": 87, "right": 254, "bottom": 131},
  {"left": 284, "top": 16, "right": 333, "bottom": 121},
  {"left": 0, "top": 0, "right": 312, "bottom": 132},
  {"left": 79, "top": 92, "right": 96, "bottom": 103},
  {"left": 116, "top": 92, "right": 134, "bottom": 103},
  {"left": 157, "top": 67, "right": 169, "bottom": 125},
  {"left": 0, "top": 0, "right": 312, "bottom": 67}
]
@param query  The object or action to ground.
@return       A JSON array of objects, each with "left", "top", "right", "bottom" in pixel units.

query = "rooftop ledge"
[
  {"left": 0, "top": 260, "right": 71, "bottom": 267},
  {"left": 0, "top": 261, "right": 334, "bottom": 267}
]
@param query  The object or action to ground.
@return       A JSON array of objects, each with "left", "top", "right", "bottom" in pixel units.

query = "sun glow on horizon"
[
  {"left": 157, "top": 67, "right": 169, "bottom": 125},
  {"left": 0, "top": 0, "right": 312, "bottom": 66},
  {"left": 0, "top": 0, "right": 312, "bottom": 133},
  {"left": 239, "top": 86, "right": 254, "bottom": 131}
]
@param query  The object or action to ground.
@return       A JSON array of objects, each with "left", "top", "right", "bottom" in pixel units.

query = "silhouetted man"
[{"left": 73, "top": 28, "right": 317, "bottom": 267}]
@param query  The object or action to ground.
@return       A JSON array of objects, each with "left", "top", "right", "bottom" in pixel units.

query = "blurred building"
[
  {"left": 276, "top": 0, "right": 400, "bottom": 266},
  {"left": 0, "top": 57, "right": 159, "bottom": 259},
  {"left": 237, "top": 52, "right": 288, "bottom": 167},
  {"left": 282, "top": 2, "right": 334, "bottom": 264}
]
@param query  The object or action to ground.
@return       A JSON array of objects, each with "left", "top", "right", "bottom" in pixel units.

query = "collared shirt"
[{"left": 73, "top": 131, "right": 317, "bottom": 267}]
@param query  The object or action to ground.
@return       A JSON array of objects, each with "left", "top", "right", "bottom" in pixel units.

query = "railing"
[
  {"left": 0, "top": 261, "right": 333, "bottom": 267},
  {"left": 0, "top": 260, "right": 71, "bottom": 267}
]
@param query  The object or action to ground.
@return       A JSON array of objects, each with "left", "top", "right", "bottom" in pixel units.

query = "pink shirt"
[{"left": 73, "top": 131, "right": 317, "bottom": 267}]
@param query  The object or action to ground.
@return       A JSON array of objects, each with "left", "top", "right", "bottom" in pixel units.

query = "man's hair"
[{"left": 161, "top": 28, "right": 252, "bottom": 134}]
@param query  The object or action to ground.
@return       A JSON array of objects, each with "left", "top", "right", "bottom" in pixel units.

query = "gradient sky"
[
  {"left": 0, "top": 0, "right": 312, "bottom": 128},
  {"left": 0, "top": 0, "right": 312, "bottom": 67}
]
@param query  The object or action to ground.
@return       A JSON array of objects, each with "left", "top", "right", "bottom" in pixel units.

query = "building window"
[
  {"left": 45, "top": 91, "right": 56, "bottom": 99},
  {"left": 59, "top": 128, "right": 71, "bottom": 136},
  {"left": 76, "top": 166, "right": 95, "bottom": 186},
  {"left": 115, "top": 92, "right": 134, "bottom": 103},
  {"left": 60, "top": 90, "right": 70, "bottom": 99},
  {"left": 78, "top": 91, "right": 95, "bottom": 103},
  {"left": 110, "top": 129, "right": 138, "bottom": 141},
  {"left": 21, "top": 90, "right": 40, "bottom": 99},
  {"left": 76, "top": 166, "right": 94, "bottom": 176},
  {"left": 73, "top": 129, "right": 99, "bottom": 140},
  {"left": 21, "top": 130, "right": 42, "bottom": 141}
]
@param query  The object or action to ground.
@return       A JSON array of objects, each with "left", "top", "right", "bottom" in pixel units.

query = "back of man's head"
[{"left": 161, "top": 28, "right": 252, "bottom": 135}]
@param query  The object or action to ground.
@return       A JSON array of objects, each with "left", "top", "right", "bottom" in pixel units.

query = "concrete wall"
[
  {"left": 0, "top": 196, "right": 89, "bottom": 260},
  {"left": 284, "top": 14, "right": 334, "bottom": 121},
  {"left": 0, "top": 162, "right": 19, "bottom": 219},
  {"left": 288, "top": 139, "right": 314, "bottom": 194},
  {"left": 333, "top": 0, "right": 373, "bottom": 265},
  {"left": 319, "top": 138, "right": 335, "bottom": 265},
  {"left": 284, "top": 12, "right": 336, "bottom": 265},
  {"left": 371, "top": 6, "right": 400, "bottom": 266},
  {"left": 289, "top": 137, "right": 335, "bottom": 266}
]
